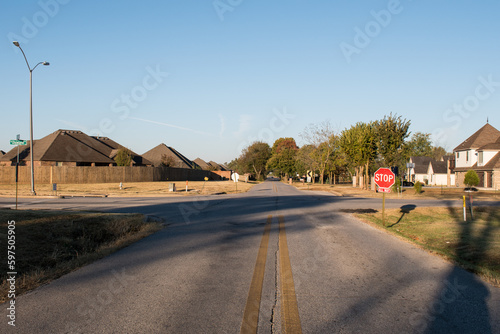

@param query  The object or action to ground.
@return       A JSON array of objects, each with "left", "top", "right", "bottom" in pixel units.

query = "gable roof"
[
  {"left": 1, "top": 130, "right": 114, "bottom": 164},
  {"left": 410, "top": 156, "right": 433, "bottom": 174},
  {"left": 208, "top": 161, "right": 228, "bottom": 171},
  {"left": 92, "top": 136, "right": 151, "bottom": 166},
  {"left": 142, "top": 144, "right": 195, "bottom": 168},
  {"left": 429, "top": 161, "right": 448, "bottom": 174},
  {"left": 193, "top": 158, "right": 212, "bottom": 170},
  {"left": 454, "top": 123, "right": 500, "bottom": 151},
  {"left": 0, "top": 130, "right": 151, "bottom": 165},
  {"left": 0, "top": 150, "right": 4, "bottom": 157}
]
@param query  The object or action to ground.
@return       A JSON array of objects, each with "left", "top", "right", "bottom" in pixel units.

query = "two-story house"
[{"left": 453, "top": 123, "right": 500, "bottom": 188}]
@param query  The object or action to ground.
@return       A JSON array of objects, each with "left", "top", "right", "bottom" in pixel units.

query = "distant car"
[
  {"left": 402, "top": 181, "right": 414, "bottom": 187},
  {"left": 464, "top": 187, "right": 478, "bottom": 192}
]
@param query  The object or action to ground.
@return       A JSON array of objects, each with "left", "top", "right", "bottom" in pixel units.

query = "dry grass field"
[
  {"left": 0, "top": 209, "right": 162, "bottom": 302},
  {"left": 0, "top": 180, "right": 259, "bottom": 197}
]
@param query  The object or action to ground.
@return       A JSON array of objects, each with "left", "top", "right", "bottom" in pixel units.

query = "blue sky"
[{"left": 1, "top": 0, "right": 500, "bottom": 163}]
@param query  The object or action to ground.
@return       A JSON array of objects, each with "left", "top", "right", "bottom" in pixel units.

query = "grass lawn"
[
  {"left": 0, "top": 209, "right": 162, "bottom": 302},
  {"left": 354, "top": 206, "right": 500, "bottom": 286},
  {"left": 0, "top": 180, "right": 259, "bottom": 197},
  {"left": 290, "top": 182, "right": 500, "bottom": 201}
]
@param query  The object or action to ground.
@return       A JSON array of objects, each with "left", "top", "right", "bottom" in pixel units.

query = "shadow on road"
[{"left": 418, "top": 205, "right": 499, "bottom": 333}]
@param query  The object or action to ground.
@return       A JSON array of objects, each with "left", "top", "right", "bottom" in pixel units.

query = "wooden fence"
[{"left": 0, "top": 166, "right": 222, "bottom": 184}]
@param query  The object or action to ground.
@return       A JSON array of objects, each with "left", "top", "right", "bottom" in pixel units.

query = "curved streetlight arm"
[
  {"left": 32, "top": 61, "right": 49, "bottom": 71},
  {"left": 14, "top": 43, "right": 32, "bottom": 71}
]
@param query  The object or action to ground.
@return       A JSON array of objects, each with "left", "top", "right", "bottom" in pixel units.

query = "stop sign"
[{"left": 374, "top": 168, "right": 395, "bottom": 188}]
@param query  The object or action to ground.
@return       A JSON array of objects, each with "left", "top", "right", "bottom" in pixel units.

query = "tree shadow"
[
  {"left": 420, "top": 204, "right": 498, "bottom": 333},
  {"left": 388, "top": 204, "right": 416, "bottom": 228}
]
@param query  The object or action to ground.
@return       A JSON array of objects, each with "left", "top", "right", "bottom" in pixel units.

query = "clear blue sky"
[{"left": 2, "top": 0, "right": 499, "bottom": 163}]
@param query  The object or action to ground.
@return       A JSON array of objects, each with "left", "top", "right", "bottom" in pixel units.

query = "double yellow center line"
[
  {"left": 240, "top": 215, "right": 302, "bottom": 333},
  {"left": 272, "top": 183, "right": 278, "bottom": 192}
]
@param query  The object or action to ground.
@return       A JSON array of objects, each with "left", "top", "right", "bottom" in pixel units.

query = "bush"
[
  {"left": 414, "top": 181, "right": 423, "bottom": 194},
  {"left": 464, "top": 170, "right": 480, "bottom": 188}
]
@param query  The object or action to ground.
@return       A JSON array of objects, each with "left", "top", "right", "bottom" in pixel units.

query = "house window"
[
  {"left": 457, "top": 152, "right": 460, "bottom": 159},
  {"left": 56, "top": 162, "right": 63, "bottom": 167},
  {"left": 466, "top": 151, "right": 469, "bottom": 162},
  {"left": 478, "top": 152, "right": 483, "bottom": 164}
]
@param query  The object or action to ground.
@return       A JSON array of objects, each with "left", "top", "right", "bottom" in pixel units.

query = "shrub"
[
  {"left": 464, "top": 170, "right": 480, "bottom": 188},
  {"left": 414, "top": 181, "right": 423, "bottom": 194}
]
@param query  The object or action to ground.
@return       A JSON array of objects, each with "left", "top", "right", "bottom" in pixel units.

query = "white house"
[
  {"left": 453, "top": 123, "right": 500, "bottom": 188},
  {"left": 408, "top": 156, "right": 455, "bottom": 186}
]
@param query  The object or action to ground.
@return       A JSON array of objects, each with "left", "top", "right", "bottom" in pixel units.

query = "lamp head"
[
  {"left": 13, "top": 41, "right": 20, "bottom": 47},
  {"left": 43, "top": 62, "right": 50, "bottom": 66}
]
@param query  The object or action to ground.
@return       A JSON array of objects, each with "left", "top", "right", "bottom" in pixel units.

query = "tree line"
[{"left": 228, "top": 114, "right": 449, "bottom": 187}]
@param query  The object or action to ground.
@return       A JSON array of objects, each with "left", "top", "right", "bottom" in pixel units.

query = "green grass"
[
  {"left": 0, "top": 209, "right": 162, "bottom": 302},
  {"left": 355, "top": 206, "right": 500, "bottom": 286}
]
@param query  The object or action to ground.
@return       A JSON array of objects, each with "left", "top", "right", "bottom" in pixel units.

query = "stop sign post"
[{"left": 374, "top": 168, "right": 395, "bottom": 226}]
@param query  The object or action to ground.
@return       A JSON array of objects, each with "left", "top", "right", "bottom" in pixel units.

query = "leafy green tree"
[
  {"left": 375, "top": 113, "right": 411, "bottom": 168},
  {"left": 464, "top": 170, "right": 480, "bottom": 188},
  {"left": 407, "top": 132, "right": 433, "bottom": 157},
  {"left": 114, "top": 148, "right": 133, "bottom": 166},
  {"left": 239, "top": 141, "right": 272, "bottom": 180},
  {"left": 339, "top": 122, "right": 377, "bottom": 188},
  {"left": 227, "top": 158, "right": 244, "bottom": 174},
  {"left": 267, "top": 137, "right": 298, "bottom": 179}
]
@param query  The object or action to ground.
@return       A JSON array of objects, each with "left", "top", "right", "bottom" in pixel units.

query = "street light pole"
[{"left": 13, "top": 41, "right": 49, "bottom": 195}]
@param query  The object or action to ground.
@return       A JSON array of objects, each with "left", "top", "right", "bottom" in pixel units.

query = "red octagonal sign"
[{"left": 374, "top": 167, "right": 395, "bottom": 189}]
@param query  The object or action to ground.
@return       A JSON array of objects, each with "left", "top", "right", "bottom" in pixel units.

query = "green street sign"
[{"left": 10, "top": 140, "right": 27, "bottom": 145}]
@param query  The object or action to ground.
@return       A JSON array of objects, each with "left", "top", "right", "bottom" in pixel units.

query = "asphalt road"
[{"left": 1, "top": 180, "right": 500, "bottom": 333}]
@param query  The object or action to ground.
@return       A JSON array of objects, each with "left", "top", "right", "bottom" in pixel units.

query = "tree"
[
  {"left": 114, "top": 148, "right": 133, "bottom": 166},
  {"left": 375, "top": 113, "right": 411, "bottom": 167},
  {"left": 160, "top": 154, "right": 175, "bottom": 167},
  {"left": 239, "top": 141, "right": 272, "bottom": 180},
  {"left": 227, "top": 158, "right": 244, "bottom": 174},
  {"left": 300, "top": 121, "right": 339, "bottom": 184},
  {"left": 464, "top": 170, "right": 480, "bottom": 188},
  {"left": 295, "top": 144, "right": 316, "bottom": 178},
  {"left": 407, "top": 132, "right": 433, "bottom": 157},
  {"left": 339, "top": 122, "right": 377, "bottom": 188},
  {"left": 431, "top": 146, "right": 448, "bottom": 161},
  {"left": 267, "top": 137, "right": 298, "bottom": 179}
]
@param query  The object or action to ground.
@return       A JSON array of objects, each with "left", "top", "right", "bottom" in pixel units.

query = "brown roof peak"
[{"left": 453, "top": 123, "right": 500, "bottom": 151}]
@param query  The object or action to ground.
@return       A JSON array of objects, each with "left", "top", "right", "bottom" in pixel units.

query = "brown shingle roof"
[
  {"left": 92, "top": 136, "right": 151, "bottom": 166},
  {"left": 429, "top": 161, "right": 447, "bottom": 174},
  {"left": 1, "top": 130, "right": 113, "bottom": 164},
  {"left": 193, "top": 158, "right": 211, "bottom": 170},
  {"left": 478, "top": 136, "right": 500, "bottom": 150},
  {"left": 142, "top": 144, "right": 194, "bottom": 168},
  {"left": 454, "top": 123, "right": 500, "bottom": 151},
  {"left": 482, "top": 152, "right": 500, "bottom": 170},
  {"left": 410, "top": 156, "right": 432, "bottom": 174},
  {"left": 0, "top": 130, "right": 151, "bottom": 166}
]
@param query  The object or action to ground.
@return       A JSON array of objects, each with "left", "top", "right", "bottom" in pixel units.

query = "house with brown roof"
[
  {"left": 0, "top": 129, "right": 151, "bottom": 167},
  {"left": 408, "top": 156, "right": 455, "bottom": 186},
  {"left": 142, "top": 144, "right": 198, "bottom": 169},
  {"left": 453, "top": 123, "right": 500, "bottom": 188}
]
